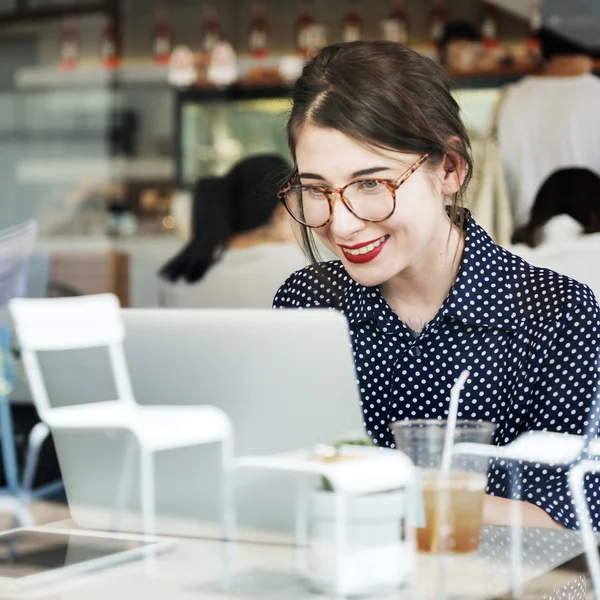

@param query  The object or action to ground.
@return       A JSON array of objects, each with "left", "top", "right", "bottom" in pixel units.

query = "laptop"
[{"left": 48, "top": 309, "right": 365, "bottom": 537}]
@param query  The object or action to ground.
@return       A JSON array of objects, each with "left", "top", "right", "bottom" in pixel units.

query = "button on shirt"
[{"left": 273, "top": 215, "right": 600, "bottom": 530}]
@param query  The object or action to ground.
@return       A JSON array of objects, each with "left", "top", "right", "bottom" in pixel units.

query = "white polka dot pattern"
[{"left": 273, "top": 215, "right": 600, "bottom": 530}]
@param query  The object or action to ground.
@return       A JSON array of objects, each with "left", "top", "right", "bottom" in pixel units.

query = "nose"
[{"left": 329, "top": 193, "right": 365, "bottom": 240}]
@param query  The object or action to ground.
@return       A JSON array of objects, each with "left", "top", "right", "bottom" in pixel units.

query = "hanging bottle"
[
  {"left": 429, "top": 0, "right": 448, "bottom": 56},
  {"left": 100, "top": 17, "right": 120, "bottom": 69},
  {"left": 153, "top": 6, "right": 173, "bottom": 65},
  {"left": 202, "top": 4, "right": 222, "bottom": 55},
  {"left": 296, "top": 0, "right": 316, "bottom": 58},
  {"left": 249, "top": 1, "right": 270, "bottom": 59},
  {"left": 381, "top": 0, "right": 409, "bottom": 46},
  {"left": 527, "top": 0, "right": 542, "bottom": 58},
  {"left": 481, "top": 1, "right": 500, "bottom": 51},
  {"left": 341, "top": 0, "right": 363, "bottom": 43},
  {"left": 59, "top": 17, "right": 79, "bottom": 71}
]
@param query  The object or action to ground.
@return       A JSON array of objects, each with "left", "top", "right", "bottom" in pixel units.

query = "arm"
[{"left": 483, "top": 494, "right": 566, "bottom": 529}]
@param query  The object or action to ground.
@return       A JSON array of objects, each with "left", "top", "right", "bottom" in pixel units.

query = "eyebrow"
[{"left": 298, "top": 166, "right": 394, "bottom": 181}]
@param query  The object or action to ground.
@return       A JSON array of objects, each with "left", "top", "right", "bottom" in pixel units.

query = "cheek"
[{"left": 313, "top": 227, "right": 339, "bottom": 254}]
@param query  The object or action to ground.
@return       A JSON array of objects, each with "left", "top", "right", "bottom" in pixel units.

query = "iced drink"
[
  {"left": 390, "top": 419, "right": 496, "bottom": 554},
  {"left": 417, "top": 469, "right": 487, "bottom": 553}
]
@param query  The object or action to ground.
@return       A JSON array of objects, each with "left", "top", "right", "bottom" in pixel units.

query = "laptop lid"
[{"left": 53, "top": 309, "right": 365, "bottom": 537}]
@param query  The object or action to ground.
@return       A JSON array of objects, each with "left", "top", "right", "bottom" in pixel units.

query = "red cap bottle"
[
  {"left": 202, "top": 4, "right": 222, "bottom": 54},
  {"left": 381, "top": 0, "right": 409, "bottom": 46},
  {"left": 481, "top": 1, "right": 500, "bottom": 50},
  {"left": 430, "top": 0, "right": 448, "bottom": 56},
  {"left": 296, "top": 0, "right": 317, "bottom": 58},
  {"left": 153, "top": 6, "right": 173, "bottom": 65},
  {"left": 527, "top": 0, "right": 542, "bottom": 54},
  {"left": 249, "top": 1, "right": 270, "bottom": 59},
  {"left": 342, "top": 0, "right": 363, "bottom": 43},
  {"left": 60, "top": 17, "right": 79, "bottom": 71},
  {"left": 100, "top": 17, "right": 120, "bottom": 70}
]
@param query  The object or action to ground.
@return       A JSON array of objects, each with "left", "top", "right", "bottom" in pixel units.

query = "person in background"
[
  {"left": 273, "top": 40, "right": 600, "bottom": 531},
  {"left": 159, "top": 154, "right": 306, "bottom": 308},
  {"left": 512, "top": 168, "right": 600, "bottom": 248},
  {"left": 497, "top": 27, "right": 600, "bottom": 227}
]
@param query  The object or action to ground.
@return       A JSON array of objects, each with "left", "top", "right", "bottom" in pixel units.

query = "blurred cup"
[{"left": 390, "top": 419, "right": 496, "bottom": 554}]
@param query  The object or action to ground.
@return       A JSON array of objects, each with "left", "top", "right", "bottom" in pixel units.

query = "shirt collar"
[
  {"left": 338, "top": 212, "right": 519, "bottom": 333},
  {"left": 440, "top": 214, "right": 519, "bottom": 332}
]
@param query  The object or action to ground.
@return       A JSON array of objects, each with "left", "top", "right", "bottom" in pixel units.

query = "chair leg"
[
  {"left": 139, "top": 449, "right": 156, "bottom": 578},
  {"left": 508, "top": 463, "right": 523, "bottom": 599},
  {"left": 111, "top": 435, "right": 136, "bottom": 533},
  {"left": 220, "top": 434, "right": 236, "bottom": 591},
  {"left": 0, "top": 396, "right": 21, "bottom": 495},
  {"left": 21, "top": 422, "right": 51, "bottom": 496},
  {"left": 569, "top": 461, "right": 600, "bottom": 600}
]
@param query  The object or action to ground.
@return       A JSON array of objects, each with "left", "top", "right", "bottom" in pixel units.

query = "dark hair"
[
  {"left": 286, "top": 41, "right": 473, "bottom": 264},
  {"left": 540, "top": 27, "right": 590, "bottom": 62},
  {"left": 512, "top": 168, "right": 600, "bottom": 247},
  {"left": 160, "top": 154, "right": 289, "bottom": 283}
]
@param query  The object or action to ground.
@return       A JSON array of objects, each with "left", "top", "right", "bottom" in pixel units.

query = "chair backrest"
[
  {"left": 0, "top": 220, "right": 37, "bottom": 307},
  {"left": 8, "top": 294, "right": 135, "bottom": 420}
]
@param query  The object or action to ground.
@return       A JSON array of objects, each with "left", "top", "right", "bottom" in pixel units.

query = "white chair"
[
  {"left": 0, "top": 220, "right": 37, "bottom": 526},
  {"left": 8, "top": 293, "right": 235, "bottom": 577},
  {"left": 454, "top": 427, "right": 598, "bottom": 598}
]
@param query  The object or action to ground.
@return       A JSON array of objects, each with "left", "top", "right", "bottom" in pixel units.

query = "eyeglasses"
[{"left": 278, "top": 153, "right": 430, "bottom": 229}]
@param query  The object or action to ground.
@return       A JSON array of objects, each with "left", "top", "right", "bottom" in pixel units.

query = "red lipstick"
[{"left": 338, "top": 235, "right": 389, "bottom": 264}]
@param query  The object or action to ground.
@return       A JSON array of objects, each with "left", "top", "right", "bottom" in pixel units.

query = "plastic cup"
[{"left": 390, "top": 419, "right": 496, "bottom": 554}]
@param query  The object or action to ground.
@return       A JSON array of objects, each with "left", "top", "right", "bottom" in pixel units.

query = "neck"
[
  {"left": 541, "top": 55, "right": 593, "bottom": 77},
  {"left": 379, "top": 218, "right": 464, "bottom": 333}
]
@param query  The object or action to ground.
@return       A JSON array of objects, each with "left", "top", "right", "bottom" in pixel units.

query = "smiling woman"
[{"left": 273, "top": 41, "right": 600, "bottom": 533}]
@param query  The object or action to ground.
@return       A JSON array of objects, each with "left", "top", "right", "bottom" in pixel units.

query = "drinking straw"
[
  {"left": 440, "top": 369, "right": 470, "bottom": 473},
  {"left": 430, "top": 369, "right": 470, "bottom": 555}
]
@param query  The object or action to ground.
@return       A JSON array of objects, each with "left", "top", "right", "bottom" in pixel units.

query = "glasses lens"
[
  {"left": 285, "top": 186, "right": 330, "bottom": 227},
  {"left": 344, "top": 180, "right": 395, "bottom": 221}
]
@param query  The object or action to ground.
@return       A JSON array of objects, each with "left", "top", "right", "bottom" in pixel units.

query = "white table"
[{"left": 6, "top": 520, "right": 594, "bottom": 600}]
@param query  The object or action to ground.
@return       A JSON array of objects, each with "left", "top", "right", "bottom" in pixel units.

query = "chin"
[{"left": 342, "top": 260, "right": 393, "bottom": 288}]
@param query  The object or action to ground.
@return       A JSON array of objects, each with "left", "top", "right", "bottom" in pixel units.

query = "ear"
[{"left": 441, "top": 152, "right": 467, "bottom": 196}]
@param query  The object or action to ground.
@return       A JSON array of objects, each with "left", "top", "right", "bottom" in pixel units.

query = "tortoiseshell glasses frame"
[{"left": 278, "top": 153, "right": 430, "bottom": 228}]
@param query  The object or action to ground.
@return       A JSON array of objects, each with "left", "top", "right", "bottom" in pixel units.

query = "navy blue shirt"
[{"left": 274, "top": 214, "right": 600, "bottom": 529}]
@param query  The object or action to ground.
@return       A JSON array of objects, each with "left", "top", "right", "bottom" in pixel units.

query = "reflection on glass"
[{"left": 180, "top": 97, "right": 291, "bottom": 185}]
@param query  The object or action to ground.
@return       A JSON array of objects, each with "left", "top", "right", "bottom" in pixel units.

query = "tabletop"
[{"left": 3, "top": 519, "right": 594, "bottom": 600}]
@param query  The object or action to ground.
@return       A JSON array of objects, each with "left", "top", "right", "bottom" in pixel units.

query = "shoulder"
[
  {"left": 273, "top": 260, "right": 353, "bottom": 309},
  {"left": 497, "top": 245, "right": 600, "bottom": 325}
]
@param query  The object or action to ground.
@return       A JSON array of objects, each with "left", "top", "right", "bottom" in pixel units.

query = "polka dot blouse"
[{"left": 273, "top": 213, "right": 600, "bottom": 530}]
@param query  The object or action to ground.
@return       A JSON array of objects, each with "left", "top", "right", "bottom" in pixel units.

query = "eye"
[
  {"left": 357, "top": 179, "right": 383, "bottom": 192},
  {"left": 303, "top": 187, "right": 326, "bottom": 199}
]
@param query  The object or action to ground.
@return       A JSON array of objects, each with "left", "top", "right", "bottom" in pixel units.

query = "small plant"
[{"left": 319, "top": 434, "right": 374, "bottom": 491}]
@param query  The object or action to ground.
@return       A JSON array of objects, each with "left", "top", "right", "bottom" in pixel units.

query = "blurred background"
[{"left": 1, "top": 0, "right": 597, "bottom": 308}]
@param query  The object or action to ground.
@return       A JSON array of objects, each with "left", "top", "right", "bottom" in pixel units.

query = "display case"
[{"left": 175, "top": 85, "right": 294, "bottom": 188}]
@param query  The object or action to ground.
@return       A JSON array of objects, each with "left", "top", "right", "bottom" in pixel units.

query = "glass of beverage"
[{"left": 390, "top": 419, "right": 496, "bottom": 554}]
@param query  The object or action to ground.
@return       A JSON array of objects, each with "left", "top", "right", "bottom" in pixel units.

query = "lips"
[{"left": 338, "top": 235, "right": 389, "bottom": 264}]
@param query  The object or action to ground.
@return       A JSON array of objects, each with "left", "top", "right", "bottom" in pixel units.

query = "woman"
[
  {"left": 159, "top": 154, "right": 306, "bottom": 308},
  {"left": 273, "top": 41, "right": 600, "bottom": 531},
  {"left": 512, "top": 167, "right": 600, "bottom": 248}
]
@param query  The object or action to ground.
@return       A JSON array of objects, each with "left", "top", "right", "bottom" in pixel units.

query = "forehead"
[{"left": 294, "top": 125, "right": 413, "bottom": 180}]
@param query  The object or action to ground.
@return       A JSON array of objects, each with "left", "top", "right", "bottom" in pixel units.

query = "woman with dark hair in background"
[
  {"left": 273, "top": 41, "right": 600, "bottom": 531},
  {"left": 512, "top": 167, "right": 600, "bottom": 248},
  {"left": 159, "top": 154, "right": 306, "bottom": 308}
]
